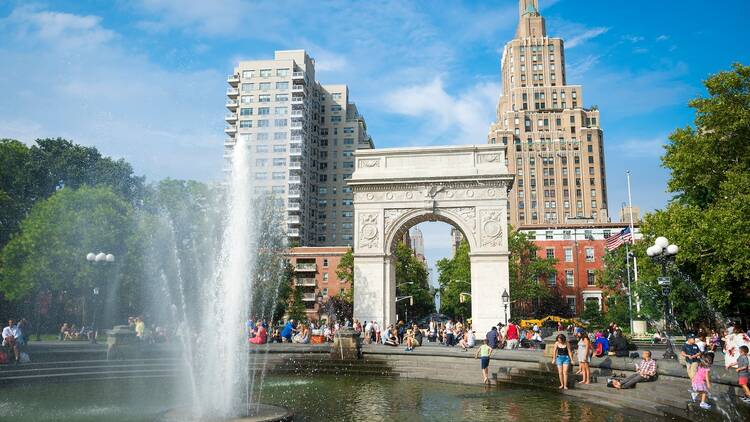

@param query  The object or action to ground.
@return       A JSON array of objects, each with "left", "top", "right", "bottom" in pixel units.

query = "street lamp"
[
  {"left": 502, "top": 289, "right": 510, "bottom": 324},
  {"left": 396, "top": 295, "right": 414, "bottom": 324},
  {"left": 86, "top": 251, "right": 115, "bottom": 343},
  {"left": 646, "top": 237, "right": 679, "bottom": 359}
]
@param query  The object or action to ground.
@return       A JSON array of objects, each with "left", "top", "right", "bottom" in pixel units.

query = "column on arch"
[
  {"left": 469, "top": 252, "right": 510, "bottom": 338},
  {"left": 353, "top": 254, "right": 396, "bottom": 330}
]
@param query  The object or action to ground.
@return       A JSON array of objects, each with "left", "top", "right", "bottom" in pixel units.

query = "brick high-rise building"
[
  {"left": 225, "top": 50, "right": 374, "bottom": 246},
  {"left": 488, "top": 0, "right": 609, "bottom": 228}
]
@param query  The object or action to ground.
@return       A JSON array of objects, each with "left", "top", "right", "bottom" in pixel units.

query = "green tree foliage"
[
  {"left": 0, "top": 138, "right": 144, "bottom": 247},
  {"left": 508, "top": 229, "right": 558, "bottom": 317},
  {"left": 0, "top": 186, "right": 143, "bottom": 326},
  {"left": 437, "top": 240, "right": 471, "bottom": 319},
  {"left": 644, "top": 63, "right": 750, "bottom": 319},
  {"left": 286, "top": 285, "right": 307, "bottom": 323},
  {"left": 581, "top": 299, "right": 605, "bottom": 330},
  {"left": 394, "top": 242, "right": 434, "bottom": 322},
  {"left": 335, "top": 248, "right": 354, "bottom": 303}
]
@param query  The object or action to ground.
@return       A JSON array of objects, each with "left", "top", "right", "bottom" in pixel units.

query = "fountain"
[{"left": 154, "top": 136, "right": 290, "bottom": 421}]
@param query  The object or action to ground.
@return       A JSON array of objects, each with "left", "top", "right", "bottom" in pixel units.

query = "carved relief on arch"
[
  {"left": 446, "top": 207, "right": 476, "bottom": 234},
  {"left": 383, "top": 208, "right": 409, "bottom": 236},
  {"left": 479, "top": 209, "right": 503, "bottom": 248},
  {"left": 358, "top": 158, "right": 380, "bottom": 168},
  {"left": 358, "top": 212, "right": 380, "bottom": 249}
]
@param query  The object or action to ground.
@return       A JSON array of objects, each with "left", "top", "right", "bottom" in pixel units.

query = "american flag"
[{"left": 606, "top": 227, "right": 632, "bottom": 251}]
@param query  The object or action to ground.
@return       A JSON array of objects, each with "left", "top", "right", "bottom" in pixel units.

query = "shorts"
[
  {"left": 480, "top": 357, "right": 490, "bottom": 369},
  {"left": 692, "top": 382, "right": 707, "bottom": 392},
  {"left": 556, "top": 355, "right": 571, "bottom": 366},
  {"left": 740, "top": 376, "right": 748, "bottom": 386}
]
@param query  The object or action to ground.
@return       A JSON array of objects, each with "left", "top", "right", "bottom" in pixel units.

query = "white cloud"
[
  {"left": 623, "top": 35, "right": 645, "bottom": 43},
  {"left": 611, "top": 136, "right": 667, "bottom": 158},
  {"left": 382, "top": 78, "right": 500, "bottom": 146},
  {"left": 0, "top": 5, "right": 226, "bottom": 182},
  {"left": 565, "top": 27, "right": 609, "bottom": 48},
  {"left": 656, "top": 35, "right": 669, "bottom": 41}
]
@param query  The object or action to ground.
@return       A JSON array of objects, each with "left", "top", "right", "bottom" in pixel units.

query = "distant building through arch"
[{"left": 348, "top": 145, "right": 514, "bottom": 335}]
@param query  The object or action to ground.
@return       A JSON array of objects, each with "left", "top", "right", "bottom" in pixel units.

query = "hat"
[{"left": 687, "top": 333, "right": 696, "bottom": 339}]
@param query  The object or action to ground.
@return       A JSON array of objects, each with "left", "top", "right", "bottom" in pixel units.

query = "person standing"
[
  {"left": 429, "top": 319, "right": 437, "bottom": 342},
  {"left": 505, "top": 320, "right": 519, "bottom": 350},
  {"left": 692, "top": 354, "right": 713, "bottom": 409},
  {"left": 2, "top": 320, "right": 20, "bottom": 364},
  {"left": 680, "top": 334, "right": 702, "bottom": 380},
  {"left": 475, "top": 341, "right": 495, "bottom": 384},
  {"left": 576, "top": 330, "right": 592, "bottom": 384},
  {"left": 734, "top": 345, "right": 750, "bottom": 403},
  {"left": 445, "top": 319, "right": 455, "bottom": 347},
  {"left": 364, "top": 321, "right": 372, "bottom": 344},
  {"left": 552, "top": 334, "right": 573, "bottom": 390}
]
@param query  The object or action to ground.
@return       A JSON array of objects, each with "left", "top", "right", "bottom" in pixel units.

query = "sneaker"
[
  {"left": 699, "top": 402, "right": 711, "bottom": 410},
  {"left": 741, "top": 396, "right": 750, "bottom": 403},
  {"left": 690, "top": 391, "right": 698, "bottom": 402}
]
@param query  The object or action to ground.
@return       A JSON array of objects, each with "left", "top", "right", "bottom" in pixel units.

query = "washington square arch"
[{"left": 348, "top": 145, "right": 515, "bottom": 336}]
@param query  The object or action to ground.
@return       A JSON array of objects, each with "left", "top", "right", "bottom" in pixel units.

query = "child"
[
  {"left": 692, "top": 354, "right": 713, "bottom": 409},
  {"left": 735, "top": 345, "right": 750, "bottom": 403},
  {"left": 475, "top": 341, "right": 494, "bottom": 384}
]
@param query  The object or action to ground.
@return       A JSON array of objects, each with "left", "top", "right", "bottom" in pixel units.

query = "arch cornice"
[{"left": 383, "top": 207, "right": 478, "bottom": 254}]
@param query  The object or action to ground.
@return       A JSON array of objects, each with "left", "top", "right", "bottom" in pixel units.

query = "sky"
[{"left": 1, "top": 0, "right": 748, "bottom": 280}]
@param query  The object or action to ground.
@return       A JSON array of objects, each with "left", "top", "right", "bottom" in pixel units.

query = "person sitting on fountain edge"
[
  {"left": 281, "top": 319, "right": 295, "bottom": 343},
  {"left": 610, "top": 350, "right": 657, "bottom": 389}
]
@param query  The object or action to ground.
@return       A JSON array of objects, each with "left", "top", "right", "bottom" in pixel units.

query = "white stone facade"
[{"left": 348, "top": 145, "right": 514, "bottom": 336}]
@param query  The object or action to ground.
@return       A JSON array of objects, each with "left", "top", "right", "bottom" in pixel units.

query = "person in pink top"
[
  {"left": 692, "top": 354, "right": 713, "bottom": 410},
  {"left": 249, "top": 325, "right": 267, "bottom": 344}
]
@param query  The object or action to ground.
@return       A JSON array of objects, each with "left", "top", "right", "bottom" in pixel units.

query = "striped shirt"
[{"left": 636, "top": 359, "right": 656, "bottom": 377}]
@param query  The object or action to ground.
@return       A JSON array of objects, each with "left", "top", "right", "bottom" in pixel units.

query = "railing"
[
  {"left": 296, "top": 278, "right": 317, "bottom": 286},
  {"left": 226, "top": 88, "right": 239, "bottom": 96},
  {"left": 289, "top": 162, "right": 302, "bottom": 169},
  {"left": 302, "top": 292, "right": 317, "bottom": 301},
  {"left": 225, "top": 100, "right": 238, "bottom": 108},
  {"left": 290, "top": 148, "right": 302, "bottom": 155},
  {"left": 291, "top": 110, "right": 303, "bottom": 116},
  {"left": 288, "top": 203, "right": 300, "bottom": 211},
  {"left": 227, "top": 75, "right": 240, "bottom": 84},
  {"left": 225, "top": 114, "right": 237, "bottom": 120},
  {"left": 295, "top": 263, "right": 317, "bottom": 272},
  {"left": 288, "top": 176, "right": 302, "bottom": 182},
  {"left": 224, "top": 126, "right": 237, "bottom": 133},
  {"left": 287, "top": 216, "right": 300, "bottom": 224},
  {"left": 292, "top": 71, "right": 304, "bottom": 78}
]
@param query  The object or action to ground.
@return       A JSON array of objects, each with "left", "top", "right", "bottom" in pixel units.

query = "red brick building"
[
  {"left": 519, "top": 221, "right": 641, "bottom": 316},
  {"left": 289, "top": 246, "right": 351, "bottom": 322}
]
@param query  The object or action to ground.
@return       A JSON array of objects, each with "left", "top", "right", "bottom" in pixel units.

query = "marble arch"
[{"left": 347, "top": 145, "right": 514, "bottom": 336}]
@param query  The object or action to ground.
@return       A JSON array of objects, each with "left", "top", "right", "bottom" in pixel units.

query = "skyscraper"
[
  {"left": 225, "top": 50, "right": 373, "bottom": 246},
  {"left": 488, "top": 0, "right": 609, "bottom": 228}
]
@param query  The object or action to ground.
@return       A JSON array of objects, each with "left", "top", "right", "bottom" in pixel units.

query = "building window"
[
  {"left": 547, "top": 273, "right": 556, "bottom": 286},
  {"left": 256, "top": 145, "right": 268, "bottom": 153},
  {"left": 546, "top": 248, "right": 555, "bottom": 259},
  {"left": 241, "top": 83, "right": 254, "bottom": 92},
  {"left": 562, "top": 230, "right": 571, "bottom": 240},
  {"left": 254, "top": 172, "right": 267, "bottom": 180},
  {"left": 272, "top": 158, "right": 286, "bottom": 166},
  {"left": 273, "top": 145, "right": 286, "bottom": 153},
  {"left": 564, "top": 248, "right": 573, "bottom": 262},
  {"left": 242, "top": 70, "right": 254, "bottom": 79},
  {"left": 587, "top": 270, "right": 596, "bottom": 286},
  {"left": 603, "top": 230, "right": 611, "bottom": 239},
  {"left": 276, "top": 82, "right": 289, "bottom": 90},
  {"left": 275, "top": 94, "right": 288, "bottom": 102},
  {"left": 259, "top": 82, "right": 271, "bottom": 90},
  {"left": 545, "top": 230, "right": 553, "bottom": 240},
  {"left": 259, "top": 69, "right": 271, "bottom": 77},
  {"left": 241, "top": 95, "right": 253, "bottom": 104},
  {"left": 258, "top": 107, "right": 270, "bottom": 115},
  {"left": 240, "top": 108, "right": 252, "bottom": 116},
  {"left": 274, "top": 132, "right": 287, "bottom": 140},
  {"left": 274, "top": 119, "right": 287, "bottom": 127},
  {"left": 272, "top": 172, "right": 285, "bottom": 180},
  {"left": 321, "top": 287, "right": 329, "bottom": 297},
  {"left": 585, "top": 248, "right": 595, "bottom": 262},
  {"left": 257, "top": 119, "right": 269, "bottom": 127},
  {"left": 239, "top": 120, "right": 252, "bottom": 128},
  {"left": 565, "top": 270, "right": 574, "bottom": 286},
  {"left": 275, "top": 107, "right": 288, "bottom": 115},
  {"left": 567, "top": 297, "right": 576, "bottom": 313}
]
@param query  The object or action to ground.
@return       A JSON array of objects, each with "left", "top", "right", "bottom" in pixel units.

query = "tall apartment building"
[
  {"left": 225, "top": 50, "right": 374, "bottom": 246},
  {"left": 488, "top": 0, "right": 609, "bottom": 228}
]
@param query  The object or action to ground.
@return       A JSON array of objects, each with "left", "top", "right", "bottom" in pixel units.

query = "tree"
[
  {"left": 0, "top": 186, "right": 143, "bottom": 327},
  {"left": 394, "top": 242, "right": 434, "bottom": 323},
  {"left": 437, "top": 240, "right": 471, "bottom": 320},
  {"left": 335, "top": 248, "right": 354, "bottom": 303},
  {"left": 286, "top": 285, "right": 307, "bottom": 323},
  {"left": 508, "top": 229, "right": 558, "bottom": 318},
  {"left": 643, "top": 63, "right": 750, "bottom": 321},
  {"left": 581, "top": 299, "right": 605, "bottom": 330}
]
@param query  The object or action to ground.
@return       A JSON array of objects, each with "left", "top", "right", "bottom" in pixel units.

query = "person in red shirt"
[{"left": 505, "top": 321, "right": 519, "bottom": 349}]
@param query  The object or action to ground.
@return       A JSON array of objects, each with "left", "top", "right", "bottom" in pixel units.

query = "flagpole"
[{"left": 626, "top": 171, "right": 641, "bottom": 316}]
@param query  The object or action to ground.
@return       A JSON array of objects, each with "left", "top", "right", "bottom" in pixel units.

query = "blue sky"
[{"left": 1, "top": 0, "right": 748, "bottom": 278}]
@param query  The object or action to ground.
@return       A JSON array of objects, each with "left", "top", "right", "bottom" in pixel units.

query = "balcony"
[
  {"left": 295, "top": 278, "right": 317, "bottom": 287},
  {"left": 225, "top": 99, "right": 238, "bottom": 110},
  {"left": 289, "top": 162, "right": 302, "bottom": 170},
  {"left": 288, "top": 176, "right": 301, "bottom": 184},
  {"left": 226, "top": 88, "right": 239, "bottom": 97},
  {"left": 288, "top": 203, "right": 300, "bottom": 212},
  {"left": 289, "top": 147, "right": 302, "bottom": 156},
  {"left": 290, "top": 122, "right": 303, "bottom": 129},
  {"left": 291, "top": 96, "right": 304, "bottom": 104},
  {"left": 288, "top": 190, "right": 301, "bottom": 199},
  {"left": 288, "top": 228, "right": 300, "bottom": 236},
  {"left": 295, "top": 263, "right": 317, "bottom": 272},
  {"left": 227, "top": 74, "right": 240, "bottom": 86},
  {"left": 225, "top": 113, "right": 237, "bottom": 122},
  {"left": 224, "top": 126, "right": 237, "bottom": 135},
  {"left": 223, "top": 139, "right": 235, "bottom": 147},
  {"left": 302, "top": 292, "right": 317, "bottom": 301},
  {"left": 292, "top": 71, "right": 304, "bottom": 79},
  {"left": 292, "top": 84, "right": 305, "bottom": 93},
  {"left": 287, "top": 215, "right": 300, "bottom": 224},
  {"left": 291, "top": 110, "right": 304, "bottom": 117}
]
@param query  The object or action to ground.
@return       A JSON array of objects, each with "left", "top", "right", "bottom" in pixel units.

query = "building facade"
[
  {"left": 519, "top": 221, "right": 642, "bottom": 316},
  {"left": 289, "top": 246, "right": 352, "bottom": 322},
  {"left": 225, "top": 50, "right": 374, "bottom": 246},
  {"left": 488, "top": 0, "right": 609, "bottom": 228}
]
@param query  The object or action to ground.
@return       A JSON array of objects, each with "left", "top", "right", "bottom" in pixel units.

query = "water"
[{"left": 0, "top": 375, "right": 648, "bottom": 422}]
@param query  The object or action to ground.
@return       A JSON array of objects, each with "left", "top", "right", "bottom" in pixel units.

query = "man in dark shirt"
[
  {"left": 680, "top": 334, "right": 702, "bottom": 380},
  {"left": 486, "top": 327, "right": 499, "bottom": 349},
  {"left": 609, "top": 329, "right": 629, "bottom": 357}
]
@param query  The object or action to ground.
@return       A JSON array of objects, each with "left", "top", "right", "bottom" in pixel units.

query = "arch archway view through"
[{"left": 348, "top": 145, "right": 514, "bottom": 336}]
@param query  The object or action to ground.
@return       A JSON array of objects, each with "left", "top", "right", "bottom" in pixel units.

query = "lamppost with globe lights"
[
  {"left": 646, "top": 237, "right": 678, "bottom": 359},
  {"left": 86, "top": 252, "right": 115, "bottom": 343}
]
